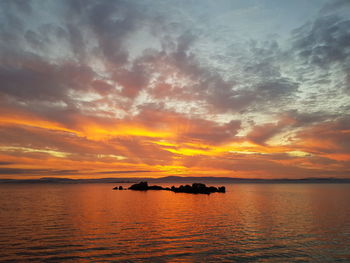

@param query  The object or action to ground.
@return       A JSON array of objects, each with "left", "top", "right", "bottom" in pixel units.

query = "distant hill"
[
  {"left": 151, "top": 176, "right": 350, "bottom": 184},
  {"left": 0, "top": 176, "right": 349, "bottom": 184}
]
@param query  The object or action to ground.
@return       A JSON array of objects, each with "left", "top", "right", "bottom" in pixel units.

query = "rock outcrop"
[
  {"left": 171, "top": 183, "right": 225, "bottom": 194},
  {"left": 124, "top": 182, "right": 226, "bottom": 194},
  {"left": 128, "top": 181, "right": 149, "bottom": 190},
  {"left": 113, "top": 185, "right": 124, "bottom": 190}
]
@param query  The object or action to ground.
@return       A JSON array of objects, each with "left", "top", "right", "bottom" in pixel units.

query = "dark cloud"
[
  {"left": 295, "top": 115, "right": 350, "bottom": 154},
  {"left": 0, "top": 0, "right": 301, "bottom": 116},
  {"left": 282, "top": 110, "right": 334, "bottom": 127},
  {"left": 289, "top": 1, "right": 350, "bottom": 109},
  {"left": 0, "top": 0, "right": 145, "bottom": 103},
  {"left": 0, "top": 168, "right": 78, "bottom": 175},
  {"left": 99, "top": 170, "right": 153, "bottom": 174},
  {"left": 201, "top": 40, "right": 298, "bottom": 113},
  {"left": 0, "top": 0, "right": 349, "bottom": 179},
  {"left": 255, "top": 79, "right": 298, "bottom": 103},
  {"left": 291, "top": 0, "right": 350, "bottom": 86},
  {"left": 246, "top": 110, "right": 338, "bottom": 145},
  {"left": 247, "top": 122, "right": 284, "bottom": 145},
  {"left": 182, "top": 119, "right": 241, "bottom": 145},
  {"left": 292, "top": 15, "right": 350, "bottom": 69},
  {"left": 0, "top": 162, "right": 14, "bottom": 165},
  {"left": 115, "top": 60, "right": 150, "bottom": 98},
  {"left": 0, "top": 0, "right": 32, "bottom": 16},
  {"left": 139, "top": 32, "right": 299, "bottom": 114},
  {"left": 87, "top": 0, "right": 140, "bottom": 65},
  {"left": 320, "top": 0, "right": 350, "bottom": 14},
  {"left": 65, "top": 23, "right": 87, "bottom": 61},
  {"left": 0, "top": 54, "right": 96, "bottom": 102}
]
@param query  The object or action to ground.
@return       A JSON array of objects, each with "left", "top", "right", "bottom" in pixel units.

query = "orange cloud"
[{"left": 0, "top": 104, "right": 349, "bottom": 179}]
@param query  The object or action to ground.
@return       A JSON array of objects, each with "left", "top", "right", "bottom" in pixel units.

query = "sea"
[{"left": 0, "top": 183, "right": 349, "bottom": 262}]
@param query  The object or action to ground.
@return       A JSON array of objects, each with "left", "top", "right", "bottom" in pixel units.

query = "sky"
[{"left": 0, "top": 0, "right": 349, "bottom": 179}]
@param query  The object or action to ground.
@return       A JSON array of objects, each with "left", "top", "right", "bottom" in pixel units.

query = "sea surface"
[{"left": 0, "top": 183, "right": 349, "bottom": 262}]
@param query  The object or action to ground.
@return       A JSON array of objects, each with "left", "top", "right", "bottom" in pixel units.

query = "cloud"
[
  {"left": 0, "top": 162, "right": 13, "bottom": 165},
  {"left": 290, "top": 0, "right": 350, "bottom": 98},
  {"left": 0, "top": 0, "right": 349, "bottom": 179},
  {"left": 0, "top": 0, "right": 146, "bottom": 104},
  {"left": 87, "top": 0, "right": 142, "bottom": 65},
  {"left": 99, "top": 170, "right": 153, "bottom": 174},
  {"left": 292, "top": 15, "right": 350, "bottom": 69},
  {"left": 0, "top": 55, "right": 96, "bottom": 102},
  {"left": 0, "top": 168, "right": 78, "bottom": 175},
  {"left": 0, "top": 0, "right": 300, "bottom": 115},
  {"left": 247, "top": 122, "right": 285, "bottom": 145},
  {"left": 295, "top": 115, "right": 350, "bottom": 155},
  {"left": 320, "top": 0, "right": 350, "bottom": 14},
  {"left": 134, "top": 105, "right": 241, "bottom": 144}
]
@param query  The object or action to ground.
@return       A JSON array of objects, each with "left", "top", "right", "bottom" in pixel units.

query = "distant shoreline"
[{"left": 0, "top": 176, "right": 349, "bottom": 184}]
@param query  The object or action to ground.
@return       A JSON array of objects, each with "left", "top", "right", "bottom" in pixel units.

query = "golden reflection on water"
[{"left": 0, "top": 183, "right": 350, "bottom": 261}]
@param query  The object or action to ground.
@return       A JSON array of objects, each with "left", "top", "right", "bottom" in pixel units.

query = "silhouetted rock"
[
  {"left": 126, "top": 181, "right": 226, "bottom": 194},
  {"left": 209, "top": 186, "right": 218, "bottom": 192},
  {"left": 218, "top": 186, "right": 225, "bottom": 193},
  {"left": 129, "top": 182, "right": 166, "bottom": 190},
  {"left": 113, "top": 185, "right": 125, "bottom": 190},
  {"left": 129, "top": 181, "right": 148, "bottom": 190},
  {"left": 170, "top": 183, "right": 225, "bottom": 194},
  {"left": 148, "top": 185, "right": 164, "bottom": 190}
]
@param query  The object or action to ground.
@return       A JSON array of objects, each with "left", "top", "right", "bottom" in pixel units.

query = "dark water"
[{"left": 0, "top": 183, "right": 350, "bottom": 262}]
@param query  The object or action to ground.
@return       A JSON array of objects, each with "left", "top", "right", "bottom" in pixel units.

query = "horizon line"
[{"left": 1, "top": 176, "right": 350, "bottom": 181}]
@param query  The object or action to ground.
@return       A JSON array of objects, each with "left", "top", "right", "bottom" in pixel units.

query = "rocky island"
[{"left": 114, "top": 181, "right": 225, "bottom": 194}]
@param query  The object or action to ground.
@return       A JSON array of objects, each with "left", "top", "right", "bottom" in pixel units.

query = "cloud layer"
[{"left": 0, "top": 0, "right": 349, "bottom": 178}]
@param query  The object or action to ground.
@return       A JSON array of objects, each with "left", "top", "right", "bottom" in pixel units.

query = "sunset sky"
[{"left": 0, "top": 0, "right": 349, "bottom": 179}]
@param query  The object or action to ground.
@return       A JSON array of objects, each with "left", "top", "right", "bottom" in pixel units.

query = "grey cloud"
[
  {"left": 0, "top": 162, "right": 14, "bottom": 165},
  {"left": 140, "top": 32, "right": 259, "bottom": 113},
  {"left": 0, "top": 0, "right": 32, "bottom": 14},
  {"left": 0, "top": 168, "right": 78, "bottom": 175},
  {"left": 0, "top": 0, "right": 345, "bottom": 129},
  {"left": 201, "top": 39, "right": 298, "bottom": 113},
  {"left": 292, "top": 15, "right": 350, "bottom": 69},
  {"left": 290, "top": 1, "right": 350, "bottom": 102},
  {"left": 0, "top": 0, "right": 160, "bottom": 111},
  {"left": 283, "top": 110, "right": 335, "bottom": 127},
  {"left": 182, "top": 119, "right": 241, "bottom": 145},
  {"left": 0, "top": 0, "right": 300, "bottom": 117},
  {"left": 320, "top": 0, "right": 350, "bottom": 14},
  {"left": 66, "top": 23, "right": 87, "bottom": 61},
  {"left": 255, "top": 78, "right": 298, "bottom": 101},
  {"left": 87, "top": 0, "right": 142, "bottom": 66},
  {"left": 99, "top": 170, "right": 153, "bottom": 174},
  {"left": 114, "top": 60, "right": 150, "bottom": 98},
  {"left": 0, "top": 52, "right": 96, "bottom": 102},
  {"left": 244, "top": 40, "right": 281, "bottom": 78},
  {"left": 207, "top": 78, "right": 298, "bottom": 114},
  {"left": 247, "top": 122, "right": 284, "bottom": 145},
  {"left": 246, "top": 110, "right": 334, "bottom": 145}
]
